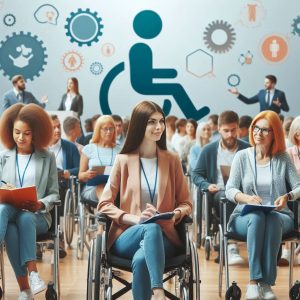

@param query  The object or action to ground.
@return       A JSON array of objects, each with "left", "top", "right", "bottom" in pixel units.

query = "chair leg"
[
  {"left": 289, "top": 241, "right": 295, "bottom": 291},
  {"left": 218, "top": 225, "right": 223, "bottom": 297},
  {"left": 0, "top": 246, "right": 5, "bottom": 296}
]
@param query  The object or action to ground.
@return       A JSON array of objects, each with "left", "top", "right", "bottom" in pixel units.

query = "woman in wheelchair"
[
  {"left": 225, "top": 111, "right": 300, "bottom": 300},
  {"left": 98, "top": 101, "right": 192, "bottom": 300},
  {"left": 0, "top": 104, "right": 59, "bottom": 300},
  {"left": 79, "top": 115, "right": 121, "bottom": 203}
]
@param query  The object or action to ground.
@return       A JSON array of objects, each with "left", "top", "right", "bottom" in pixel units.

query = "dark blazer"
[
  {"left": 58, "top": 93, "right": 83, "bottom": 116},
  {"left": 1, "top": 89, "right": 46, "bottom": 114},
  {"left": 237, "top": 89, "right": 289, "bottom": 114},
  {"left": 192, "top": 139, "right": 250, "bottom": 189},
  {"left": 61, "top": 139, "right": 80, "bottom": 176}
]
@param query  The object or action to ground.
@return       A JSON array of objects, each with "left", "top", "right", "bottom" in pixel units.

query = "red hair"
[{"left": 249, "top": 110, "right": 286, "bottom": 155}]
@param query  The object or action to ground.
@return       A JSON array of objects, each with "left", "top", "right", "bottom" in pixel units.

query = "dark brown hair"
[
  {"left": 67, "top": 77, "right": 79, "bottom": 95},
  {"left": 12, "top": 74, "right": 24, "bottom": 85},
  {"left": 63, "top": 116, "right": 80, "bottom": 136},
  {"left": 120, "top": 101, "right": 167, "bottom": 154},
  {"left": 265, "top": 75, "right": 277, "bottom": 85},
  {"left": 0, "top": 103, "right": 53, "bottom": 150},
  {"left": 165, "top": 115, "right": 178, "bottom": 132},
  {"left": 218, "top": 111, "right": 239, "bottom": 126}
]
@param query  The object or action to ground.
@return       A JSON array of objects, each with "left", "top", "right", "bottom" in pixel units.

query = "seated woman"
[
  {"left": 225, "top": 110, "right": 300, "bottom": 300},
  {"left": 79, "top": 115, "right": 121, "bottom": 203},
  {"left": 0, "top": 103, "right": 59, "bottom": 300},
  {"left": 98, "top": 101, "right": 192, "bottom": 300}
]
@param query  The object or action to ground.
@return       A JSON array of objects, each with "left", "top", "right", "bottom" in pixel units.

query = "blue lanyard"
[
  {"left": 16, "top": 152, "right": 33, "bottom": 187},
  {"left": 254, "top": 147, "right": 272, "bottom": 189},
  {"left": 140, "top": 158, "right": 158, "bottom": 204},
  {"left": 97, "top": 146, "right": 113, "bottom": 166}
]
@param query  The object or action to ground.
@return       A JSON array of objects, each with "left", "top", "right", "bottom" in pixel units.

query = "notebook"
[
  {"left": 142, "top": 212, "right": 175, "bottom": 224},
  {"left": 240, "top": 204, "right": 276, "bottom": 216}
]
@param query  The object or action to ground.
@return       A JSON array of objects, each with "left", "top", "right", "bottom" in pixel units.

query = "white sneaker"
[
  {"left": 228, "top": 244, "right": 245, "bottom": 265},
  {"left": 259, "top": 282, "right": 276, "bottom": 299},
  {"left": 18, "top": 289, "right": 33, "bottom": 300},
  {"left": 29, "top": 271, "right": 46, "bottom": 294},
  {"left": 246, "top": 284, "right": 261, "bottom": 300}
]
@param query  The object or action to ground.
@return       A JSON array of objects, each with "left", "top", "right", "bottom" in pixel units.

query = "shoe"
[
  {"left": 228, "top": 244, "right": 245, "bottom": 265},
  {"left": 278, "top": 248, "right": 289, "bottom": 266},
  {"left": 29, "top": 271, "right": 46, "bottom": 295},
  {"left": 36, "top": 243, "right": 43, "bottom": 260},
  {"left": 18, "top": 289, "right": 33, "bottom": 300},
  {"left": 259, "top": 282, "right": 276, "bottom": 299},
  {"left": 246, "top": 284, "right": 261, "bottom": 300}
]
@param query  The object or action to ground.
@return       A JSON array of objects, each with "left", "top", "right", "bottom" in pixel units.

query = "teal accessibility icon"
[{"left": 100, "top": 10, "right": 210, "bottom": 120}]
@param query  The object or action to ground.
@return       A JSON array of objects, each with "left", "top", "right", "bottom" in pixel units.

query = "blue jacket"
[
  {"left": 1, "top": 89, "right": 46, "bottom": 114},
  {"left": 61, "top": 139, "right": 80, "bottom": 176},
  {"left": 192, "top": 139, "right": 249, "bottom": 189},
  {"left": 237, "top": 89, "right": 289, "bottom": 114}
]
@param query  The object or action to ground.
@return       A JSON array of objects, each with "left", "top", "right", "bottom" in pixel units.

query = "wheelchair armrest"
[
  {"left": 180, "top": 215, "right": 193, "bottom": 224},
  {"left": 220, "top": 197, "right": 230, "bottom": 203},
  {"left": 96, "top": 212, "right": 110, "bottom": 225},
  {"left": 201, "top": 188, "right": 209, "bottom": 193},
  {"left": 53, "top": 200, "right": 61, "bottom": 206}
]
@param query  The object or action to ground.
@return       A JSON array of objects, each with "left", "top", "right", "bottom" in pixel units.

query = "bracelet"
[{"left": 286, "top": 192, "right": 293, "bottom": 201}]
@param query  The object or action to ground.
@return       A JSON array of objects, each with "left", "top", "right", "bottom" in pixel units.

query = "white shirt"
[
  {"left": 65, "top": 93, "right": 75, "bottom": 111},
  {"left": 216, "top": 143, "right": 237, "bottom": 189},
  {"left": 256, "top": 162, "right": 272, "bottom": 205},
  {"left": 265, "top": 89, "right": 275, "bottom": 106},
  {"left": 171, "top": 132, "right": 185, "bottom": 153},
  {"left": 15, "top": 153, "right": 36, "bottom": 188},
  {"left": 49, "top": 139, "right": 63, "bottom": 170},
  {"left": 140, "top": 157, "right": 159, "bottom": 211}
]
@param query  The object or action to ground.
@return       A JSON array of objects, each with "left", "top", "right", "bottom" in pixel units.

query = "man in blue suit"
[
  {"left": 1, "top": 74, "right": 47, "bottom": 115},
  {"left": 228, "top": 75, "right": 289, "bottom": 114}
]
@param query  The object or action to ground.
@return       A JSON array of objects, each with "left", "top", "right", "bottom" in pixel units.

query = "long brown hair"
[
  {"left": 120, "top": 101, "right": 167, "bottom": 154},
  {"left": 67, "top": 77, "right": 79, "bottom": 95}
]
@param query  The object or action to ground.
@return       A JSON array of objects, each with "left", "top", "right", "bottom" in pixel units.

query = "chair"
[
  {"left": 0, "top": 201, "right": 61, "bottom": 299},
  {"left": 86, "top": 213, "right": 200, "bottom": 300},
  {"left": 218, "top": 198, "right": 299, "bottom": 299}
]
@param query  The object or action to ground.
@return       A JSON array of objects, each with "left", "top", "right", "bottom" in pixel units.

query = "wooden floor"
[{"left": 1, "top": 239, "right": 297, "bottom": 299}]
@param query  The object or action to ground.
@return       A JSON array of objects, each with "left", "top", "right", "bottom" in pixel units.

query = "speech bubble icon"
[{"left": 34, "top": 4, "right": 59, "bottom": 25}]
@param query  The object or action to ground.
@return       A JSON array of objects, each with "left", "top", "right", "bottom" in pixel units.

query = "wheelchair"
[
  {"left": 86, "top": 212, "right": 200, "bottom": 300},
  {"left": 218, "top": 197, "right": 299, "bottom": 300},
  {"left": 76, "top": 182, "right": 101, "bottom": 260},
  {"left": 193, "top": 189, "right": 219, "bottom": 260},
  {"left": 63, "top": 175, "right": 80, "bottom": 247},
  {"left": 0, "top": 200, "right": 61, "bottom": 299}
]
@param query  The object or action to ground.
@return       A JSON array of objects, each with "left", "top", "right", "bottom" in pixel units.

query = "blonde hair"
[
  {"left": 91, "top": 115, "right": 116, "bottom": 145},
  {"left": 288, "top": 116, "right": 300, "bottom": 146}
]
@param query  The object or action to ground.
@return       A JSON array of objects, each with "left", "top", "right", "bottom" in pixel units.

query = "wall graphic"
[{"left": 0, "top": 0, "right": 300, "bottom": 121}]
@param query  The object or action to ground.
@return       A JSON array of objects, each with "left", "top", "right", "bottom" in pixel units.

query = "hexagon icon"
[{"left": 186, "top": 49, "right": 213, "bottom": 78}]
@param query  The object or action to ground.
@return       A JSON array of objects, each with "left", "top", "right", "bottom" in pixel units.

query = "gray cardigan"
[
  {"left": 225, "top": 147, "right": 300, "bottom": 228},
  {"left": 0, "top": 148, "right": 59, "bottom": 228}
]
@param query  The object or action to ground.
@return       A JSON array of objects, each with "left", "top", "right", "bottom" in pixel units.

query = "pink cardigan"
[
  {"left": 98, "top": 147, "right": 192, "bottom": 249},
  {"left": 287, "top": 146, "right": 300, "bottom": 175}
]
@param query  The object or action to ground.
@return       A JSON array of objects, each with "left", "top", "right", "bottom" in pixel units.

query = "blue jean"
[
  {"left": 0, "top": 204, "right": 49, "bottom": 277},
  {"left": 230, "top": 210, "right": 294, "bottom": 285},
  {"left": 111, "top": 223, "right": 181, "bottom": 300}
]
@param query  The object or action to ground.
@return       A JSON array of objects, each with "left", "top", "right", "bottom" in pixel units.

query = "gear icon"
[
  {"left": 292, "top": 16, "right": 300, "bottom": 36},
  {"left": 227, "top": 74, "right": 240, "bottom": 87},
  {"left": 65, "top": 8, "right": 104, "bottom": 47},
  {"left": 61, "top": 50, "right": 84, "bottom": 72},
  {"left": 204, "top": 20, "right": 236, "bottom": 53},
  {"left": 90, "top": 61, "right": 103, "bottom": 75},
  {"left": 0, "top": 31, "right": 47, "bottom": 81},
  {"left": 3, "top": 13, "right": 16, "bottom": 26}
]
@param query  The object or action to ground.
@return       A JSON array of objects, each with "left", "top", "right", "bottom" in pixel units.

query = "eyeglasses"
[
  {"left": 252, "top": 125, "right": 273, "bottom": 136},
  {"left": 101, "top": 127, "right": 115, "bottom": 133}
]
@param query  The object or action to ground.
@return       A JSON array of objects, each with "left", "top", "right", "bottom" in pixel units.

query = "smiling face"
[
  {"left": 143, "top": 112, "right": 165, "bottom": 143},
  {"left": 186, "top": 122, "right": 196, "bottom": 137},
  {"left": 252, "top": 118, "right": 274, "bottom": 147},
  {"left": 13, "top": 120, "right": 33, "bottom": 153},
  {"left": 201, "top": 124, "right": 212, "bottom": 140},
  {"left": 100, "top": 121, "right": 115, "bottom": 144}
]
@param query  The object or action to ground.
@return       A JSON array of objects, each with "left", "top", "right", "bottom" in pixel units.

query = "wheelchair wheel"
[
  {"left": 64, "top": 189, "right": 75, "bottom": 247},
  {"left": 77, "top": 203, "right": 85, "bottom": 260},
  {"left": 205, "top": 239, "right": 210, "bottom": 260},
  {"left": 87, "top": 238, "right": 96, "bottom": 300},
  {"left": 0, "top": 287, "right": 2, "bottom": 300},
  {"left": 225, "top": 281, "right": 242, "bottom": 300},
  {"left": 290, "top": 280, "right": 300, "bottom": 300},
  {"left": 190, "top": 241, "right": 200, "bottom": 300}
]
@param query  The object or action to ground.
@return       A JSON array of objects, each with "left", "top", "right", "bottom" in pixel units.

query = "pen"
[
  {"left": 251, "top": 189, "right": 262, "bottom": 205},
  {"left": 1, "top": 180, "right": 7, "bottom": 184}
]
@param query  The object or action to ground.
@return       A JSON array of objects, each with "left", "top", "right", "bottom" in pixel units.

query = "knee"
[
  {"left": 143, "top": 223, "right": 163, "bottom": 237},
  {"left": 247, "top": 211, "right": 265, "bottom": 227},
  {"left": 265, "top": 213, "right": 282, "bottom": 230},
  {"left": 0, "top": 204, "right": 13, "bottom": 215},
  {"left": 132, "top": 253, "right": 147, "bottom": 271},
  {"left": 17, "top": 211, "right": 35, "bottom": 227}
]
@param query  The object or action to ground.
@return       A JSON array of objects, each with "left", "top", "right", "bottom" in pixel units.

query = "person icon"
[
  {"left": 269, "top": 39, "right": 280, "bottom": 58},
  {"left": 129, "top": 10, "right": 209, "bottom": 121}
]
